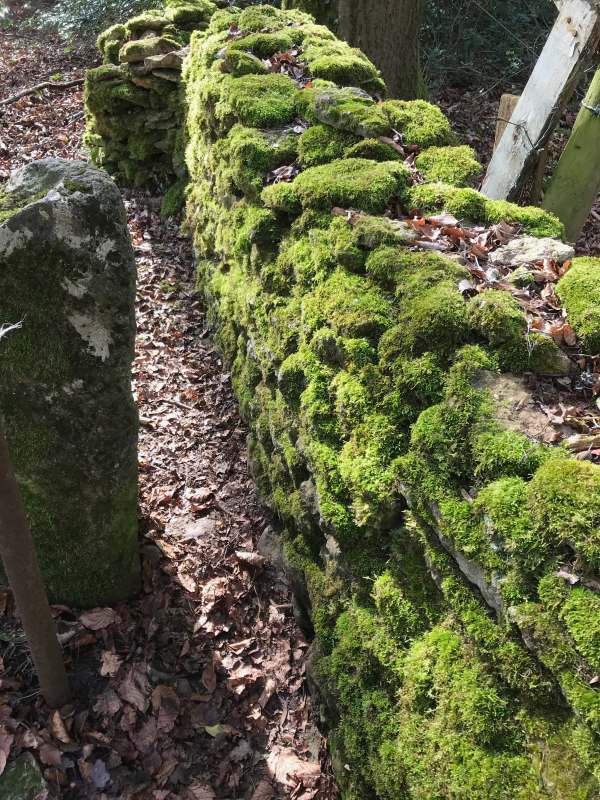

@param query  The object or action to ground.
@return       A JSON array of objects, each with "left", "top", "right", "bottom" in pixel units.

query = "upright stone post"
[{"left": 0, "top": 158, "right": 139, "bottom": 607}]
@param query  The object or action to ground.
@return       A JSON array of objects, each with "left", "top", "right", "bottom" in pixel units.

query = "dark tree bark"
[
  {"left": 337, "top": 0, "right": 426, "bottom": 99},
  {"left": 0, "top": 428, "right": 71, "bottom": 708}
]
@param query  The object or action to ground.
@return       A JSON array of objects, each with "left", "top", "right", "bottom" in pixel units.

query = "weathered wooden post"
[
  {"left": 0, "top": 159, "right": 140, "bottom": 608},
  {"left": 482, "top": 0, "right": 600, "bottom": 202},
  {"left": 543, "top": 65, "right": 600, "bottom": 241}
]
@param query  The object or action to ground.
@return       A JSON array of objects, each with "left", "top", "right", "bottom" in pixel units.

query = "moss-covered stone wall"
[
  {"left": 89, "top": 4, "right": 600, "bottom": 796},
  {"left": 84, "top": 0, "right": 217, "bottom": 194}
]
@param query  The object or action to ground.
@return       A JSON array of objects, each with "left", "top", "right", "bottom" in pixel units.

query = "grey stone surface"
[
  {"left": 489, "top": 236, "right": 574, "bottom": 266},
  {"left": 0, "top": 158, "right": 139, "bottom": 607}
]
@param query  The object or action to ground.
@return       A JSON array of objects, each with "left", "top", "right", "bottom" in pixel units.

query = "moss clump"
[
  {"left": 298, "top": 124, "right": 359, "bottom": 167},
  {"left": 227, "top": 31, "right": 295, "bottom": 58},
  {"left": 215, "top": 73, "right": 299, "bottom": 130},
  {"left": 467, "top": 289, "right": 569, "bottom": 375},
  {"left": 309, "top": 86, "right": 391, "bottom": 137},
  {"left": 485, "top": 199, "right": 564, "bottom": 239},
  {"left": 303, "top": 269, "right": 394, "bottom": 341},
  {"left": 160, "top": 179, "right": 186, "bottom": 217},
  {"left": 344, "top": 138, "right": 402, "bottom": 162},
  {"left": 408, "top": 181, "right": 486, "bottom": 220},
  {"left": 119, "top": 36, "right": 180, "bottom": 63},
  {"left": 472, "top": 429, "right": 547, "bottom": 484},
  {"left": 556, "top": 257, "right": 600, "bottom": 354},
  {"left": 528, "top": 455, "right": 600, "bottom": 570},
  {"left": 220, "top": 48, "right": 268, "bottom": 76},
  {"left": 383, "top": 99, "right": 455, "bottom": 148},
  {"left": 261, "top": 181, "right": 302, "bottom": 214},
  {"left": 290, "top": 158, "right": 409, "bottom": 213},
  {"left": 416, "top": 145, "right": 481, "bottom": 185},
  {"left": 304, "top": 39, "right": 385, "bottom": 94}
]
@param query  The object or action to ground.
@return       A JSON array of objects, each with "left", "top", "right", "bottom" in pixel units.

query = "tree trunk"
[
  {"left": 0, "top": 428, "right": 71, "bottom": 708},
  {"left": 337, "top": 0, "right": 426, "bottom": 99},
  {"left": 543, "top": 66, "right": 600, "bottom": 242}
]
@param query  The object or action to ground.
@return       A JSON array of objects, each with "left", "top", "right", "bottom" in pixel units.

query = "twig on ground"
[{"left": 0, "top": 77, "right": 83, "bottom": 107}]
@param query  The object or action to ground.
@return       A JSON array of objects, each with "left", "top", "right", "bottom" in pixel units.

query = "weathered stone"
[
  {"left": 151, "top": 68, "right": 182, "bottom": 83},
  {"left": 144, "top": 47, "right": 188, "bottom": 72},
  {"left": 0, "top": 159, "right": 139, "bottom": 607},
  {"left": 489, "top": 236, "right": 575, "bottom": 266},
  {"left": 473, "top": 370, "right": 575, "bottom": 443},
  {"left": 119, "top": 36, "right": 179, "bottom": 64},
  {"left": 0, "top": 753, "right": 48, "bottom": 800}
]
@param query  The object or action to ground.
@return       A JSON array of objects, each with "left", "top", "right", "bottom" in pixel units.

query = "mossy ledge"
[{"left": 88, "top": 3, "right": 600, "bottom": 797}]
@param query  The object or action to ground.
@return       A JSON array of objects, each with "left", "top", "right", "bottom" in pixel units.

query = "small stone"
[
  {"left": 489, "top": 236, "right": 574, "bottom": 267},
  {"left": 144, "top": 47, "right": 187, "bottom": 72},
  {"left": 0, "top": 753, "right": 48, "bottom": 800},
  {"left": 151, "top": 68, "right": 182, "bottom": 83}
]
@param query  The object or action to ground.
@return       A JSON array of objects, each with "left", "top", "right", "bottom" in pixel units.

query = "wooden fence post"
[
  {"left": 543, "top": 65, "right": 600, "bottom": 241},
  {"left": 481, "top": 0, "right": 600, "bottom": 201}
]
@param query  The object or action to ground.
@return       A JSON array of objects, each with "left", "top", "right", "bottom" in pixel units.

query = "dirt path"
[{"left": 0, "top": 26, "right": 335, "bottom": 800}]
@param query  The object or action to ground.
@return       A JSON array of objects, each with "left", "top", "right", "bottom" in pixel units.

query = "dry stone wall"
[
  {"left": 89, "top": 4, "right": 600, "bottom": 797},
  {"left": 0, "top": 159, "right": 139, "bottom": 608}
]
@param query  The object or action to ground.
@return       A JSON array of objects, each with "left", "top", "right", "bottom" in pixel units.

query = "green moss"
[
  {"left": 308, "top": 86, "right": 391, "bottom": 137},
  {"left": 215, "top": 73, "right": 299, "bottom": 131},
  {"left": 160, "top": 179, "right": 186, "bottom": 217},
  {"left": 484, "top": 199, "right": 564, "bottom": 239},
  {"left": 408, "top": 181, "right": 486, "bottom": 220},
  {"left": 472, "top": 429, "right": 547, "bottom": 483},
  {"left": 416, "top": 145, "right": 481, "bottom": 185},
  {"left": 339, "top": 414, "right": 403, "bottom": 526},
  {"left": 304, "top": 39, "right": 385, "bottom": 94},
  {"left": 343, "top": 138, "right": 402, "bottom": 162},
  {"left": 556, "top": 257, "right": 600, "bottom": 354},
  {"left": 227, "top": 30, "right": 295, "bottom": 58},
  {"left": 119, "top": 36, "right": 180, "bottom": 63},
  {"left": 383, "top": 99, "right": 455, "bottom": 148},
  {"left": 261, "top": 180, "right": 301, "bottom": 213},
  {"left": 297, "top": 124, "right": 359, "bottom": 168},
  {"left": 388, "top": 282, "right": 469, "bottom": 359},
  {"left": 290, "top": 157, "right": 409, "bottom": 214},
  {"left": 302, "top": 269, "right": 394, "bottom": 342},
  {"left": 559, "top": 587, "right": 600, "bottom": 672},
  {"left": 528, "top": 455, "right": 600, "bottom": 570},
  {"left": 220, "top": 48, "right": 268, "bottom": 76}
]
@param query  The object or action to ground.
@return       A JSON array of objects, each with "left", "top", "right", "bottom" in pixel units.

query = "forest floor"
[{"left": 0, "top": 10, "right": 599, "bottom": 800}]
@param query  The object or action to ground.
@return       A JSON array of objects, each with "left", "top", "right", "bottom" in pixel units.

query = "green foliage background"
[{"left": 422, "top": 0, "right": 555, "bottom": 89}]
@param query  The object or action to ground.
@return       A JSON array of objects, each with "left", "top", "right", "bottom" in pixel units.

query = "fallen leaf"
[
  {"left": 79, "top": 607, "right": 118, "bottom": 630},
  {"left": 50, "top": 710, "right": 70, "bottom": 743},
  {"left": 0, "top": 728, "right": 13, "bottom": 776},
  {"left": 100, "top": 651, "right": 123, "bottom": 678}
]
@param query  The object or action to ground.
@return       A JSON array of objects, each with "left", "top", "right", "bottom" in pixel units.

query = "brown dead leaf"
[
  {"left": 79, "top": 607, "right": 118, "bottom": 630},
  {"left": 267, "top": 748, "right": 321, "bottom": 789},
  {"left": 100, "top": 651, "right": 123, "bottom": 678},
  {"left": 151, "top": 685, "right": 180, "bottom": 732},
  {"left": 118, "top": 667, "right": 150, "bottom": 712},
  {"left": 39, "top": 741, "right": 63, "bottom": 767},
  {"left": 0, "top": 727, "right": 13, "bottom": 776},
  {"left": 49, "top": 710, "right": 71, "bottom": 744},
  {"left": 184, "top": 783, "right": 216, "bottom": 800},
  {"left": 94, "top": 688, "right": 121, "bottom": 717},
  {"left": 201, "top": 657, "right": 217, "bottom": 694}
]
